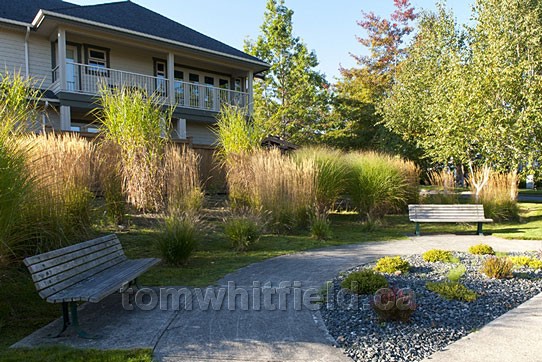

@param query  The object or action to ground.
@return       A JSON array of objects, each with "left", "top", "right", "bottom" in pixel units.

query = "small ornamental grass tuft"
[
  {"left": 374, "top": 256, "right": 411, "bottom": 274},
  {"left": 468, "top": 243, "right": 495, "bottom": 255},
  {"left": 157, "top": 215, "right": 199, "bottom": 266},
  {"left": 422, "top": 249, "right": 454, "bottom": 263},
  {"left": 426, "top": 282, "right": 477, "bottom": 302},
  {"left": 341, "top": 269, "right": 388, "bottom": 295},
  {"left": 310, "top": 213, "right": 332, "bottom": 240},
  {"left": 481, "top": 256, "right": 514, "bottom": 279},
  {"left": 224, "top": 213, "right": 263, "bottom": 252}
]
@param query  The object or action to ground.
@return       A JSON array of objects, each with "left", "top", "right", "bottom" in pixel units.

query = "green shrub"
[
  {"left": 481, "top": 256, "right": 514, "bottom": 279},
  {"left": 224, "top": 214, "right": 263, "bottom": 251},
  {"left": 341, "top": 269, "right": 388, "bottom": 295},
  {"left": 346, "top": 152, "right": 416, "bottom": 220},
  {"left": 422, "top": 249, "right": 454, "bottom": 263},
  {"left": 447, "top": 264, "right": 467, "bottom": 283},
  {"left": 468, "top": 244, "right": 495, "bottom": 255},
  {"left": 374, "top": 256, "right": 411, "bottom": 274},
  {"left": 528, "top": 259, "right": 542, "bottom": 270},
  {"left": 214, "top": 104, "right": 263, "bottom": 162},
  {"left": 157, "top": 216, "right": 199, "bottom": 265},
  {"left": 509, "top": 256, "right": 532, "bottom": 267},
  {"left": 482, "top": 200, "right": 520, "bottom": 222},
  {"left": 310, "top": 213, "right": 332, "bottom": 240},
  {"left": 426, "top": 282, "right": 477, "bottom": 302}
]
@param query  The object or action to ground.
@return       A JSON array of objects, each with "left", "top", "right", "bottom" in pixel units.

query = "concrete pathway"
[{"left": 12, "top": 235, "right": 542, "bottom": 361}]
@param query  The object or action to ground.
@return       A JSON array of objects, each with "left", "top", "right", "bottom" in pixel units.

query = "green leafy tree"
[
  {"left": 467, "top": 0, "right": 542, "bottom": 171},
  {"left": 381, "top": 5, "right": 469, "bottom": 165},
  {"left": 381, "top": 0, "right": 542, "bottom": 173},
  {"left": 244, "top": 0, "right": 330, "bottom": 144}
]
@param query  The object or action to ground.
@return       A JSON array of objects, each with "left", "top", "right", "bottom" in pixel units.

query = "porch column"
[
  {"left": 247, "top": 71, "right": 254, "bottom": 115},
  {"left": 57, "top": 27, "right": 67, "bottom": 91},
  {"left": 167, "top": 52, "right": 175, "bottom": 106},
  {"left": 60, "top": 105, "right": 71, "bottom": 131},
  {"left": 176, "top": 118, "right": 187, "bottom": 139}
]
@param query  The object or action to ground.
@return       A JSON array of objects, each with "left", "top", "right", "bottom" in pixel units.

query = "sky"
[{"left": 68, "top": 0, "right": 474, "bottom": 80}]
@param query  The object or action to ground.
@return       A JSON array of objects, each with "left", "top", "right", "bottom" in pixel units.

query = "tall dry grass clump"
[
  {"left": 294, "top": 147, "right": 350, "bottom": 215},
  {"left": 18, "top": 133, "right": 97, "bottom": 250},
  {"left": 164, "top": 144, "right": 204, "bottom": 216},
  {"left": 469, "top": 169, "right": 519, "bottom": 221},
  {"left": 96, "top": 141, "right": 126, "bottom": 224},
  {"left": 97, "top": 85, "right": 172, "bottom": 212},
  {"left": 424, "top": 169, "right": 458, "bottom": 204},
  {"left": 227, "top": 149, "right": 315, "bottom": 230},
  {"left": 346, "top": 152, "right": 418, "bottom": 220}
]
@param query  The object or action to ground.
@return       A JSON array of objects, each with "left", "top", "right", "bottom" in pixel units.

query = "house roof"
[
  {"left": 0, "top": 0, "right": 74, "bottom": 23},
  {"left": 0, "top": 0, "right": 268, "bottom": 68}
]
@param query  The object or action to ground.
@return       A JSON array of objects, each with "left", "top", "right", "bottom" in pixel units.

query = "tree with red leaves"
[{"left": 325, "top": 1, "right": 418, "bottom": 153}]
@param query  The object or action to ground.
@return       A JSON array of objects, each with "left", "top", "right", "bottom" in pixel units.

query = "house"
[{"left": 0, "top": 0, "right": 269, "bottom": 145}]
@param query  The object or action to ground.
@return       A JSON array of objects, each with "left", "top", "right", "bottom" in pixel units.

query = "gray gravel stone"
[{"left": 322, "top": 252, "right": 542, "bottom": 362}]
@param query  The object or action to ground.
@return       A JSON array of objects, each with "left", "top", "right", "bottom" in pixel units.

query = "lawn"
[{"left": 1, "top": 202, "right": 542, "bottom": 360}]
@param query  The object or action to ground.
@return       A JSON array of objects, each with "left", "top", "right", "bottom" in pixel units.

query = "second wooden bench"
[{"left": 408, "top": 204, "right": 493, "bottom": 236}]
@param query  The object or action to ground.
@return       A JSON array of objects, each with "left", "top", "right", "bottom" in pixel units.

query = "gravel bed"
[{"left": 321, "top": 251, "right": 542, "bottom": 362}]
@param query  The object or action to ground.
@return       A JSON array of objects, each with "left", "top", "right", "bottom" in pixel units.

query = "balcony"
[{"left": 51, "top": 62, "right": 249, "bottom": 112}]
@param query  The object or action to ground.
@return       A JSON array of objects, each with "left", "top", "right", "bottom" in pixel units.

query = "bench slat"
[
  {"left": 24, "top": 234, "right": 118, "bottom": 266},
  {"left": 33, "top": 250, "right": 126, "bottom": 292},
  {"left": 38, "top": 255, "right": 128, "bottom": 299},
  {"left": 26, "top": 238, "right": 122, "bottom": 274},
  {"left": 30, "top": 243, "right": 124, "bottom": 282},
  {"left": 47, "top": 258, "right": 160, "bottom": 303}
]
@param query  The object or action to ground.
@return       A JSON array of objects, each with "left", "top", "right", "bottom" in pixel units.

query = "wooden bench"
[
  {"left": 408, "top": 204, "right": 493, "bottom": 236},
  {"left": 23, "top": 234, "right": 160, "bottom": 338}
]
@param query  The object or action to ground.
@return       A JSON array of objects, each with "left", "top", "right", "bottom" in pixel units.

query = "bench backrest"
[
  {"left": 23, "top": 234, "right": 127, "bottom": 300},
  {"left": 408, "top": 204, "right": 487, "bottom": 221}
]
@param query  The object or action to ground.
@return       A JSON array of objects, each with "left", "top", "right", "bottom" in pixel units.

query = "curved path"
[{"left": 14, "top": 235, "right": 542, "bottom": 361}]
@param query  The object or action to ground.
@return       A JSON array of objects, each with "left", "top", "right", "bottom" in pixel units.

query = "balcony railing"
[{"left": 51, "top": 62, "right": 248, "bottom": 112}]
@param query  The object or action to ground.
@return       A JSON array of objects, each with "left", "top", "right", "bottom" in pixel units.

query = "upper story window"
[
  {"left": 88, "top": 48, "right": 107, "bottom": 68},
  {"left": 84, "top": 45, "right": 110, "bottom": 76}
]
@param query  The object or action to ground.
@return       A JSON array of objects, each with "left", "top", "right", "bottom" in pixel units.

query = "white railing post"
[
  {"left": 168, "top": 52, "right": 175, "bottom": 106},
  {"left": 58, "top": 27, "right": 67, "bottom": 92},
  {"left": 247, "top": 71, "right": 254, "bottom": 115}
]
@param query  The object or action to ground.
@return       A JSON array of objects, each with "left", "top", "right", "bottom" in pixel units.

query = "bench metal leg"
[
  {"left": 477, "top": 222, "right": 484, "bottom": 236},
  {"left": 69, "top": 302, "right": 102, "bottom": 339},
  {"left": 56, "top": 302, "right": 101, "bottom": 339},
  {"left": 55, "top": 302, "right": 70, "bottom": 338},
  {"left": 415, "top": 223, "right": 420, "bottom": 236}
]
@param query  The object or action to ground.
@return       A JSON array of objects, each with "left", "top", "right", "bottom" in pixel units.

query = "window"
[
  {"left": 174, "top": 70, "right": 184, "bottom": 81},
  {"left": 189, "top": 73, "right": 200, "bottom": 83},
  {"left": 88, "top": 48, "right": 107, "bottom": 68},
  {"left": 219, "top": 79, "right": 230, "bottom": 105},
  {"left": 85, "top": 46, "right": 109, "bottom": 76},
  {"left": 204, "top": 76, "right": 214, "bottom": 86},
  {"left": 174, "top": 70, "right": 184, "bottom": 104},
  {"left": 189, "top": 73, "right": 200, "bottom": 107},
  {"left": 155, "top": 60, "right": 167, "bottom": 93},
  {"left": 219, "top": 79, "right": 229, "bottom": 89}
]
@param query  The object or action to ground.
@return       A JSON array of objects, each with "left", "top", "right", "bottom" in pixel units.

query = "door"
[{"left": 65, "top": 46, "right": 78, "bottom": 91}]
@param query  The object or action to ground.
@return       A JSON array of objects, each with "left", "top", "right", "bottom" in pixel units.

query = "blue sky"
[{"left": 69, "top": 0, "right": 474, "bottom": 80}]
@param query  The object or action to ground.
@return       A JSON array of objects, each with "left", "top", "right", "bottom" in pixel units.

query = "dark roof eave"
[
  {"left": 0, "top": 16, "right": 32, "bottom": 28},
  {"left": 32, "top": 9, "right": 270, "bottom": 72}
]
